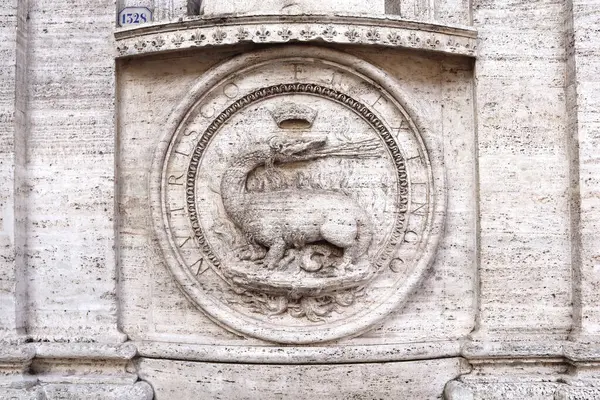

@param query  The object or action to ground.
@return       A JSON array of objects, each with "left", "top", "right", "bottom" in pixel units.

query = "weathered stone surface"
[
  {"left": 1, "top": 0, "right": 600, "bottom": 397},
  {"left": 567, "top": 0, "right": 600, "bottom": 342},
  {"left": 202, "top": 0, "right": 385, "bottom": 16},
  {"left": 555, "top": 387, "right": 600, "bottom": 400},
  {"left": 41, "top": 382, "right": 153, "bottom": 400},
  {"left": 147, "top": 45, "right": 445, "bottom": 344},
  {"left": 472, "top": 0, "right": 573, "bottom": 337},
  {"left": 24, "top": 0, "right": 124, "bottom": 343},
  {"left": 117, "top": 45, "right": 476, "bottom": 348},
  {"left": 114, "top": 17, "right": 478, "bottom": 59},
  {"left": 138, "top": 357, "right": 465, "bottom": 399},
  {"left": 0, "top": 0, "right": 27, "bottom": 345}
]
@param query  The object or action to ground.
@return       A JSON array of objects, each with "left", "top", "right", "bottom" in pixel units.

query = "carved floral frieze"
[{"left": 115, "top": 17, "right": 477, "bottom": 58}]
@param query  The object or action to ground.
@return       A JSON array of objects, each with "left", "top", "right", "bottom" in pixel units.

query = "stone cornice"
[{"left": 114, "top": 14, "right": 477, "bottom": 58}]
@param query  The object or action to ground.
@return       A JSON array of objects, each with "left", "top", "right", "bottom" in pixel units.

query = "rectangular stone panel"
[
  {"left": 137, "top": 357, "right": 467, "bottom": 399},
  {"left": 473, "top": 0, "right": 573, "bottom": 337},
  {"left": 118, "top": 43, "right": 476, "bottom": 344},
  {"left": 117, "top": 45, "right": 477, "bottom": 346}
]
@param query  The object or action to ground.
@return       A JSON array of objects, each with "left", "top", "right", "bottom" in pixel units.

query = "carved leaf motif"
[
  {"left": 407, "top": 32, "right": 419, "bottom": 45},
  {"left": 426, "top": 37, "right": 440, "bottom": 48},
  {"left": 152, "top": 36, "right": 165, "bottom": 48},
  {"left": 366, "top": 28, "right": 380, "bottom": 42},
  {"left": 322, "top": 25, "right": 337, "bottom": 40},
  {"left": 277, "top": 27, "right": 293, "bottom": 40},
  {"left": 387, "top": 31, "right": 402, "bottom": 45},
  {"left": 255, "top": 26, "right": 271, "bottom": 41},
  {"left": 345, "top": 28, "right": 361, "bottom": 42},
  {"left": 212, "top": 29, "right": 227, "bottom": 43},
  {"left": 134, "top": 40, "right": 146, "bottom": 51},
  {"left": 171, "top": 34, "right": 185, "bottom": 47},
  {"left": 191, "top": 29, "right": 206, "bottom": 45},
  {"left": 235, "top": 27, "right": 250, "bottom": 40},
  {"left": 300, "top": 26, "right": 316, "bottom": 40}
]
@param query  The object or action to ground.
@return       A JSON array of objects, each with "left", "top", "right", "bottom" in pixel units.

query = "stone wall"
[
  {"left": 0, "top": 0, "right": 599, "bottom": 398},
  {"left": 474, "top": 0, "right": 572, "bottom": 337},
  {"left": 0, "top": 0, "right": 27, "bottom": 345}
]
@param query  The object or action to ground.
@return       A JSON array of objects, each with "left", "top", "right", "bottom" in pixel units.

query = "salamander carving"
[{"left": 220, "top": 135, "right": 374, "bottom": 273}]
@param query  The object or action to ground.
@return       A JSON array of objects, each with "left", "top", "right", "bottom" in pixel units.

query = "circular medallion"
[{"left": 151, "top": 46, "right": 444, "bottom": 343}]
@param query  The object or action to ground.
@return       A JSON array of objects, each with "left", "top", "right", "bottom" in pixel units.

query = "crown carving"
[{"left": 269, "top": 102, "right": 318, "bottom": 129}]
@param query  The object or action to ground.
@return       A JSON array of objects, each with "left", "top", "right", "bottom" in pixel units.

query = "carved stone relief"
[
  {"left": 115, "top": 17, "right": 478, "bottom": 59},
  {"left": 150, "top": 46, "right": 444, "bottom": 343}
]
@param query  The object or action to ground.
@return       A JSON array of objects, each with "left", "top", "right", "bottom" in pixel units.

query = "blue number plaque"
[{"left": 118, "top": 7, "right": 152, "bottom": 27}]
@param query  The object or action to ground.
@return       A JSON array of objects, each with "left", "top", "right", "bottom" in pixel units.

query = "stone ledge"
[
  {"left": 34, "top": 343, "right": 137, "bottom": 361},
  {"left": 0, "top": 382, "right": 154, "bottom": 400},
  {"left": 443, "top": 340, "right": 600, "bottom": 399},
  {"left": 0, "top": 343, "right": 151, "bottom": 399},
  {"left": 445, "top": 381, "right": 600, "bottom": 400},
  {"left": 462, "top": 339, "right": 565, "bottom": 361},
  {"left": 3, "top": 340, "right": 600, "bottom": 399},
  {"left": 445, "top": 380, "right": 562, "bottom": 400},
  {"left": 555, "top": 386, "right": 600, "bottom": 400},
  {"left": 462, "top": 339, "right": 600, "bottom": 364},
  {"left": 40, "top": 382, "right": 153, "bottom": 400},
  {"left": 135, "top": 339, "right": 462, "bottom": 364},
  {"left": 0, "top": 344, "right": 35, "bottom": 365},
  {"left": 3, "top": 340, "right": 600, "bottom": 366},
  {"left": 114, "top": 14, "right": 477, "bottom": 58}
]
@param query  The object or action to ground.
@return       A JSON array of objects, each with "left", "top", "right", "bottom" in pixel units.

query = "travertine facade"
[{"left": 0, "top": 0, "right": 599, "bottom": 398}]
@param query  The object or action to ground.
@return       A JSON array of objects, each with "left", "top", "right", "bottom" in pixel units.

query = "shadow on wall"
[
  {"left": 187, "top": 0, "right": 401, "bottom": 16},
  {"left": 385, "top": 0, "right": 401, "bottom": 14},
  {"left": 188, "top": 0, "right": 202, "bottom": 15}
]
